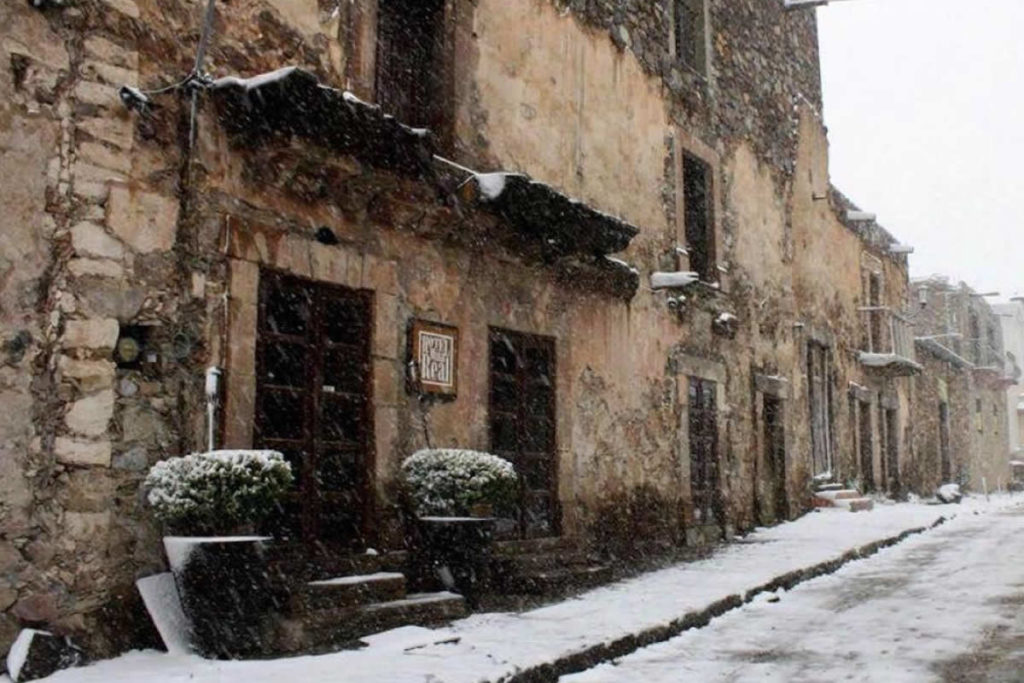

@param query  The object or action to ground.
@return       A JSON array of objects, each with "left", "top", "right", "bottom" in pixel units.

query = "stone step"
[
  {"left": 814, "top": 489, "right": 861, "bottom": 501},
  {"left": 493, "top": 536, "right": 581, "bottom": 557},
  {"left": 834, "top": 497, "right": 874, "bottom": 512},
  {"left": 266, "top": 545, "right": 387, "bottom": 583},
  {"left": 492, "top": 550, "right": 593, "bottom": 574},
  {"left": 503, "top": 564, "right": 613, "bottom": 596},
  {"left": 285, "top": 592, "right": 467, "bottom": 653},
  {"left": 814, "top": 482, "right": 845, "bottom": 492},
  {"left": 297, "top": 572, "right": 407, "bottom": 612}
]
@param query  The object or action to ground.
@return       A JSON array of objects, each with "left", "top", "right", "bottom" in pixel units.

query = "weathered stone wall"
[{"left": 0, "top": 0, "right": 926, "bottom": 662}]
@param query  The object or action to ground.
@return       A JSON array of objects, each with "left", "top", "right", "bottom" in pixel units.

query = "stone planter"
[
  {"left": 164, "top": 536, "right": 275, "bottom": 658},
  {"left": 415, "top": 517, "right": 495, "bottom": 608}
]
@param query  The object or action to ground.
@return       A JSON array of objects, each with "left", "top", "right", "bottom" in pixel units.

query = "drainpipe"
[{"left": 205, "top": 366, "right": 222, "bottom": 452}]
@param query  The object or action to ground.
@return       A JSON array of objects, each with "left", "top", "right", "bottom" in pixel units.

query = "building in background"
[
  {"left": 993, "top": 299, "right": 1024, "bottom": 459},
  {"left": 910, "top": 278, "right": 1015, "bottom": 493}
]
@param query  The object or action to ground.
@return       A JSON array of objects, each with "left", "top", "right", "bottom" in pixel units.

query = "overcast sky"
[{"left": 817, "top": 0, "right": 1024, "bottom": 302}]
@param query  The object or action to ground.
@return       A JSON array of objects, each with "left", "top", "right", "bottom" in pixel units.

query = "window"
[
  {"left": 688, "top": 377, "right": 720, "bottom": 524},
  {"left": 375, "top": 0, "right": 445, "bottom": 128},
  {"left": 683, "top": 152, "right": 715, "bottom": 282},
  {"left": 867, "top": 273, "right": 883, "bottom": 352},
  {"left": 674, "top": 0, "right": 708, "bottom": 74}
]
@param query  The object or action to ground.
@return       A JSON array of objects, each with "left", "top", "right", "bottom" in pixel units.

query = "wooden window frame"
[
  {"left": 673, "top": 131, "right": 721, "bottom": 286},
  {"left": 669, "top": 0, "right": 710, "bottom": 76},
  {"left": 345, "top": 0, "right": 458, "bottom": 151}
]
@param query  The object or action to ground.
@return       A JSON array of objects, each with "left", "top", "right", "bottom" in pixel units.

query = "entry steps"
[
  {"left": 811, "top": 486, "right": 874, "bottom": 512},
  {"left": 268, "top": 548, "right": 466, "bottom": 654}
]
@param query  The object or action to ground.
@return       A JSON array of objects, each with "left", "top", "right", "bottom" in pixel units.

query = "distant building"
[
  {"left": 993, "top": 299, "right": 1024, "bottom": 459},
  {"left": 910, "top": 278, "right": 1015, "bottom": 493}
]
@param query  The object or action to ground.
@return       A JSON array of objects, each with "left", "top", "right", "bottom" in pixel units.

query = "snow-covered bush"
[
  {"left": 936, "top": 482, "right": 963, "bottom": 504},
  {"left": 145, "top": 450, "right": 293, "bottom": 534},
  {"left": 401, "top": 449, "right": 518, "bottom": 517}
]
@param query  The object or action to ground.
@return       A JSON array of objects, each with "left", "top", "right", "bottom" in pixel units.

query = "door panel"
[
  {"left": 689, "top": 377, "right": 720, "bottom": 525},
  {"left": 255, "top": 270, "right": 373, "bottom": 547},
  {"left": 488, "top": 328, "right": 558, "bottom": 539}
]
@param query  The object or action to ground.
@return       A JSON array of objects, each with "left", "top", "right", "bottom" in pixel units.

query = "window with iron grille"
[
  {"left": 683, "top": 152, "right": 715, "bottom": 282},
  {"left": 375, "top": 0, "right": 445, "bottom": 129},
  {"left": 674, "top": 0, "right": 707, "bottom": 74}
]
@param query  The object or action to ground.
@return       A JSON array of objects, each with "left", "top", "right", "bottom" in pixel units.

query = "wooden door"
[
  {"left": 885, "top": 407, "right": 900, "bottom": 493},
  {"left": 939, "top": 402, "right": 952, "bottom": 482},
  {"left": 255, "top": 271, "right": 373, "bottom": 547},
  {"left": 808, "top": 343, "right": 834, "bottom": 476},
  {"left": 689, "top": 377, "right": 720, "bottom": 525},
  {"left": 859, "top": 400, "right": 874, "bottom": 492},
  {"left": 763, "top": 394, "right": 787, "bottom": 522},
  {"left": 489, "top": 328, "right": 558, "bottom": 539}
]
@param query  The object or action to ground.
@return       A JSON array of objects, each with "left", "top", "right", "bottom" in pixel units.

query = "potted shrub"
[
  {"left": 402, "top": 449, "right": 518, "bottom": 604},
  {"left": 144, "top": 450, "right": 293, "bottom": 658}
]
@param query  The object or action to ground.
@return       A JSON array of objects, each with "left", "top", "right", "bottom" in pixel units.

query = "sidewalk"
[{"left": 28, "top": 495, "right": 1020, "bottom": 683}]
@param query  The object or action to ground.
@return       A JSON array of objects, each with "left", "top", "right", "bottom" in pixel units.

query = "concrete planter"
[
  {"left": 415, "top": 517, "right": 495, "bottom": 607},
  {"left": 163, "top": 536, "right": 276, "bottom": 658}
]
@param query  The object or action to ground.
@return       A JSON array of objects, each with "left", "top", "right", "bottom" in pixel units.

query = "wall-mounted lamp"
[{"left": 888, "top": 244, "right": 915, "bottom": 255}]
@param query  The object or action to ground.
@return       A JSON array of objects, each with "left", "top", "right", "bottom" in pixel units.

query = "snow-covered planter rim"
[{"left": 402, "top": 449, "right": 518, "bottom": 517}]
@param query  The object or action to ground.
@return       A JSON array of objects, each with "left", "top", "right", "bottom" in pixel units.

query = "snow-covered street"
[
  {"left": 13, "top": 496, "right": 1020, "bottom": 683},
  {"left": 565, "top": 501, "right": 1024, "bottom": 683}
]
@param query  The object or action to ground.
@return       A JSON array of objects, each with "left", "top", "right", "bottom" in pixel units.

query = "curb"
[{"left": 501, "top": 515, "right": 948, "bottom": 683}]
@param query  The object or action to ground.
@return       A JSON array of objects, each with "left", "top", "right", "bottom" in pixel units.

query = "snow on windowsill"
[
  {"left": 651, "top": 271, "right": 699, "bottom": 290},
  {"left": 857, "top": 352, "right": 923, "bottom": 372}
]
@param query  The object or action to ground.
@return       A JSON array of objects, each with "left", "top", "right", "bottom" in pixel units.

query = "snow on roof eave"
[
  {"left": 467, "top": 172, "right": 640, "bottom": 257},
  {"left": 207, "top": 66, "right": 436, "bottom": 177}
]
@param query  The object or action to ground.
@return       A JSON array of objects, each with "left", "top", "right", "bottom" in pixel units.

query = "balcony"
[
  {"left": 965, "top": 340, "right": 1017, "bottom": 385},
  {"left": 857, "top": 307, "right": 922, "bottom": 376}
]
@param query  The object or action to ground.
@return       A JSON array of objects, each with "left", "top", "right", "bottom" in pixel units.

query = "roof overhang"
[
  {"left": 460, "top": 173, "right": 639, "bottom": 259},
  {"left": 208, "top": 67, "right": 435, "bottom": 177}
]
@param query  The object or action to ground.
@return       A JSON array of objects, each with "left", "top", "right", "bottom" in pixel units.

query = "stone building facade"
[
  {"left": 910, "top": 278, "right": 1014, "bottom": 493},
  {"left": 993, "top": 299, "right": 1024, "bottom": 460},
  {"left": 0, "top": 0, "right": 934, "bottom": 659}
]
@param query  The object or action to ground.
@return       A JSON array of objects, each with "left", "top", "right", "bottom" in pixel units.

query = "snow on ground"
[
  {"left": 564, "top": 497, "right": 1024, "bottom": 683},
  {"left": 19, "top": 495, "right": 1020, "bottom": 683}
]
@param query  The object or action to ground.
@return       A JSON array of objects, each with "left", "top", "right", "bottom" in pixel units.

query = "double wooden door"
[
  {"left": 254, "top": 271, "right": 373, "bottom": 547},
  {"left": 489, "top": 329, "right": 558, "bottom": 539}
]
